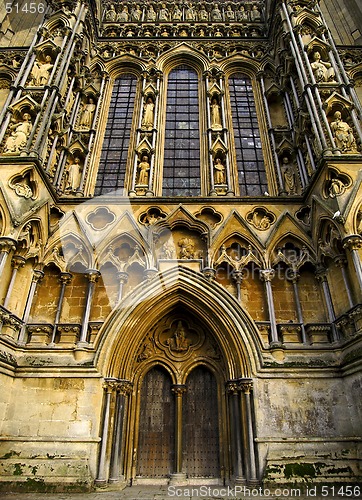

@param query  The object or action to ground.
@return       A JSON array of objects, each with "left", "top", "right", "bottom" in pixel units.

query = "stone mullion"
[
  {"left": 238, "top": 379, "right": 257, "bottom": 484},
  {"left": 288, "top": 272, "right": 307, "bottom": 344},
  {"left": 258, "top": 74, "right": 283, "bottom": 191},
  {"left": 226, "top": 381, "right": 245, "bottom": 483},
  {"left": 17, "top": 269, "right": 44, "bottom": 346},
  {"left": 205, "top": 72, "right": 215, "bottom": 192},
  {"left": 343, "top": 236, "right": 362, "bottom": 302},
  {"left": 315, "top": 266, "right": 338, "bottom": 342},
  {"left": 218, "top": 75, "right": 233, "bottom": 195},
  {"left": 0, "top": 238, "right": 17, "bottom": 278},
  {"left": 3, "top": 256, "right": 26, "bottom": 310},
  {"left": 49, "top": 272, "right": 73, "bottom": 346},
  {"left": 171, "top": 384, "right": 187, "bottom": 481},
  {"left": 109, "top": 381, "right": 133, "bottom": 483},
  {"left": 259, "top": 269, "right": 279, "bottom": 345},
  {"left": 117, "top": 271, "right": 129, "bottom": 304},
  {"left": 334, "top": 256, "right": 354, "bottom": 309},
  {"left": 78, "top": 269, "right": 100, "bottom": 346},
  {"left": 96, "top": 378, "right": 118, "bottom": 485}
]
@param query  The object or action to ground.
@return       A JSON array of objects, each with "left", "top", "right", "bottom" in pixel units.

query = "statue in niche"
[
  {"left": 117, "top": 5, "right": 129, "bottom": 22},
  {"left": 136, "top": 156, "right": 150, "bottom": 185},
  {"left": 146, "top": 5, "right": 156, "bottom": 22},
  {"left": 159, "top": 3, "right": 169, "bottom": 21},
  {"left": 214, "top": 158, "right": 226, "bottom": 184},
  {"left": 281, "top": 156, "right": 297, "bottom": 194},
  {"left": 198, "top": 6, "right": 209, "bottom": 21},
  {"left": 211, "top": 4, "right": 222, "bottom": 21},
  {"left": 185, "top": 3, "right": 196, "bottom": 21},
  {"left": 178, "top": 237, "right": 195, "bottom": 259},
  {"left": 79, "top": 97, "right": 96, "bottom": 128},
  {"left": 141, "top": 96, "right": 155, "bottom": 129},
  {"left": 310, "top": 51, "right": 335, "bottom": 83},
  {"left": 131, "top": 4, "right": 142, "bottom": 21},
  {"left": 225, "top": 4, "right": 235, "bottom": 21},
  {"left": 210, "top": 97, "right": 222, "bottom": 130},
  {"left": 65, "top": 156, "right": 82, "bottom": 192},
  {"left": 4, "top": 113, "right": 33, "bottom": 154},
  {"left": 172, "top": 5, "right": 182, "bottom": 21},
  {"left": 29, "top": 54, "right": 53, "bottom": 86},
  {"left": 166, "top": 321, "right": 191, "bottom": 352},
  {"left": 237, "top": 5, "right": 249, "bottom": 21},
  {"left": 330, "top": 111, "right": 358, "bottom": 153},
  {"left": 105, "top": 4, "right": 117, "bottom": 21},
  {"left": 250, "top": 4, "right": 262, "bottom": 21}
]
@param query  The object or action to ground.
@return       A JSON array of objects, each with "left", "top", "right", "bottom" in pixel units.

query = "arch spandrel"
[{"left": 94, "top": 266, "right": 262, "bottom": 380}]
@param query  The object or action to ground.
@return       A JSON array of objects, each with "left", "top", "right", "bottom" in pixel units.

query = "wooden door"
[
  {"left": 183, "top": 366, "right": 220, "bottom": 477},
  {"left": 137, "top": 366, "right": 175, "bottom": 477}
]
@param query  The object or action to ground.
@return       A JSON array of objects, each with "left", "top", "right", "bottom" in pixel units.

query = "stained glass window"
[
  {"left": 163, "top": 65, "right": 201, "bottom": 196},
  {"left": 229, "top": 73, "right": 268, "bottom": 196},
  {"left": 95, "top": 74, "right": 137, "bottom": 196}
]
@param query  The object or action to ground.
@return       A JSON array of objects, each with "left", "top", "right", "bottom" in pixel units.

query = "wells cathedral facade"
[{"left": 0, "top": 0, "right": 361, "bottom": 492}]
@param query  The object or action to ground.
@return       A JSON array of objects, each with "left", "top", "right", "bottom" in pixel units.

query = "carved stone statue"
[
  {"left": 131, "top": 5, "right": 142, "bottom": 21},
  {"left": 4, "top": 113, "right": 33, "bottom": 154},
  {"left": 79, "top": 97, "right": 96, "bottom": 128},
  {"left": 210, "top": 97, "right": 222, "bottom": 130},
  {"left": 146, "top": 5, "right": 156, "bottom": 22},
  {"left": 185, "top": 3, "right": 196, "bottom": 21},
  {"left": 29, "top": 55, "right": 53, "bottom": 86},
  {"left": 105, "top": 4, "right": 117, "bottom": 21},
  {"left": 225, "top": 5, "right": 235, "bottom": 21},
  {"left": 214, "top": 158, "right": 226, "bottom": 184},
  {"left": 328, "top": 177, "right": 346, "bottom": 198},
  {"left": 136, "top": 156, "right": 150, "bottom": 186},
  {"left": 117, "top": 5, "right": 129, "bottom": 22},
  {"left": 198, "top": 6, "right": 209, "bottom": 21},
  {"left": 310, "top": 51, "right": 335, "bottom": 83},
  {"left": 172, "top": 5, "right": 182, "bottom": 21},
  {"left": 65, "top": 156, "right": 82, "bottom": 192},
  {"left": 141, "top": 97, "right": 155, "bottom": 129},
  {"left": 330, "top": 111, "right": 358, "bottom": 153},
  {"left": 159, "top": 4, "right": 169, "bottom": 21},
  {"left": 161, "top": 240, "right": 176, "bottom": 259},
  {"left": 166, "top": 321, "right": 190, "bottom": 352},
  {"left": 250, "top": 4, "right": 262, "bottom": 21},
  {"left": 237, "top": 5, "right": 249, "bottom": 21},
  {"left": 281, "top": 156, "right": 297, "bottom": 194},
  {"left": 211, "top": 5, "right": 222, "bottom": 21},
  {"left": 178, "top": 238, "right": 195, "bottom": 259}
]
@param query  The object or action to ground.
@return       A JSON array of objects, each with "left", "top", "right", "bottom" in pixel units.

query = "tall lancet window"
[
  {"left": 163, "top": 65, "right": 201, "bottom": 196},
  {"left": 95, "top": 74, "right": 137, "bottom": 196},
  {"left": 229, "top": 73, "right": 268, "bottom": 196}
]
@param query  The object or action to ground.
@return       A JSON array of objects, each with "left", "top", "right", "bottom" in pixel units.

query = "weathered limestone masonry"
[{"left": 0, "top": 0, "right": 361, "bottom": 493}]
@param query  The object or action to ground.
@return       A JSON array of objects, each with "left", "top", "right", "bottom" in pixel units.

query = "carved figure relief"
[
  {"left": 330, "top": 111, "right": 358, "bottom": 154},
  {"left": 281, "top": 156, "right": 298, "bottom": 194},
  {"left": 247, "top": 207, "right": 276, "bottom": 230},
  {"left": 160, "top": 239, "right": 176, "bottom": 259},
  {"left": 9, "top": 170, "right": 37, "bottom": 200},
  {"left": 324, "top": 168, "right": 352, "bottom": 198},
  {"left": 178, "top": 237, "right": 195, "bottom": 259},
  {"left": 4, "top": 113, "right": 33, "bottom": 154},
  {"left": 166, "top": 321, "right": 191, "bottom": 352},
  {"left": 210, "top": 97, "right": 222, "bottom": 130},
  {"left": 29, "top": 55, "right": 53, "bottom": 86}
]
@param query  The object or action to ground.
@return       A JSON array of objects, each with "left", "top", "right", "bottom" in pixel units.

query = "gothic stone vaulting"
[{"left": 0, "top": 0, "right": 361, "bottom": 493}]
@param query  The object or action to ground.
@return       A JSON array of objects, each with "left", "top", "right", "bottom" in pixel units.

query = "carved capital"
[
  {"left": 59, "top": 272, "right": 73, "bottom": 285},
  {"left": 226, "top": 380, "right": 240, "bottom": 395},
  {"left": 118, "top": 380, "right": 133, "bottom": 396},
  {"left": 0, "top": 237, "right": 17, "bottom": 254},
  {"left": 86, "top": 269, "right": 101, "bottom": 283},
  {"left": 117, "top": 271, "right": 129, "bottom": 284},
  {"left": 171, "top": 384, "right": 187, "bottom": 396},
  {"left": 11, "top": 255, "right": 26, "bottom": 269},
  {"left": 238, "top": 378, "right": 253, "bottom": 394},
  {"left": 102, "top": 377, "right": 119, "bottom": 393},
  {"left": 343, "top": 235, "right": 362, "bottom": 252},
  {"left": 315, "top": 265, "right": 327, "bottom": 282},
  {"left": 32, "top": 269, "right": 44, "bottom": 283},
  {"left": 259, "top": 269, "right": 275, "bottom": 282}
]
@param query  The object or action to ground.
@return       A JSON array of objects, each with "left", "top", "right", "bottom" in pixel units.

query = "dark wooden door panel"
[
  {"left": 183, "top": 366, "right": 220, "bottom": 478},
  {"left": 137, "top": 366, "right": 175, "bottom": 477}
]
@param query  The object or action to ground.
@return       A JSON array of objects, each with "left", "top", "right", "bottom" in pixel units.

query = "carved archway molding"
[{"left": 94, "top": 266, "right": 261, "bottom": 380}]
